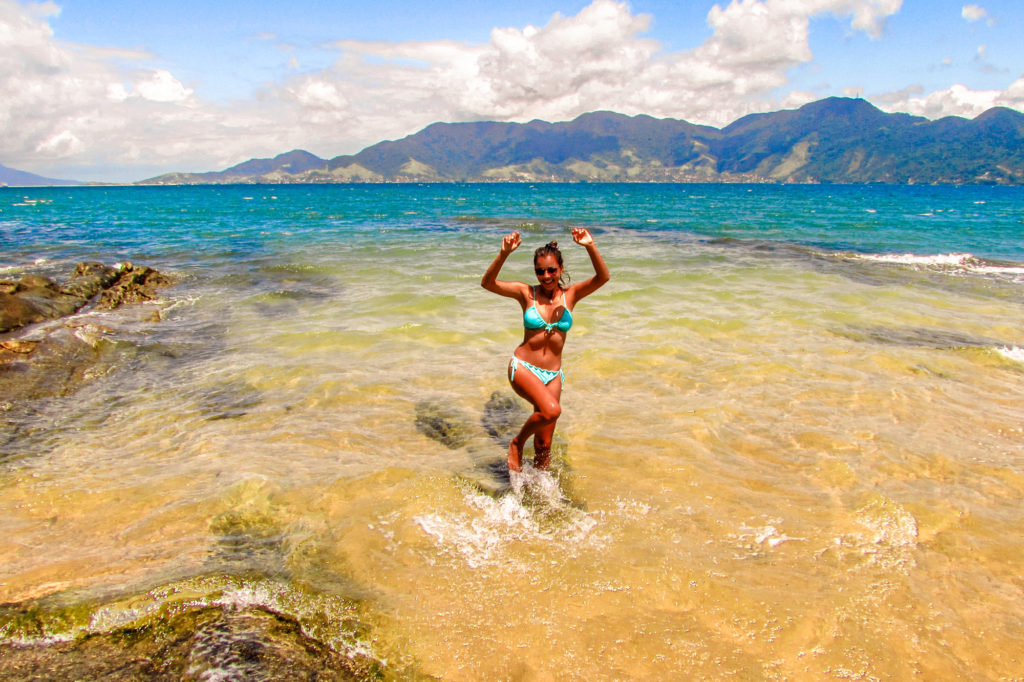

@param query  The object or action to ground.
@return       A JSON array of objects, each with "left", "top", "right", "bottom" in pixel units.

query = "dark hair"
[{"left": 534, "top": 241, "right": 570, "bottom": 288}]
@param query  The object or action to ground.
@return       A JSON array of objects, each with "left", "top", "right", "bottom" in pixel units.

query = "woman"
[{"left": 481, "top": 227, "right": 610, "bottom": 473}]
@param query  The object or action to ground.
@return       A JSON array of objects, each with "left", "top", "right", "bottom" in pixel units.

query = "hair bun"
[{"left": 547, "top": 241, "right": 558, "bottom": 248}]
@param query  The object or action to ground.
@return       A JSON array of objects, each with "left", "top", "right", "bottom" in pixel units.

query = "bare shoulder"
[{"left": 485, "top": 279, "right": 531, "bottom": 304}]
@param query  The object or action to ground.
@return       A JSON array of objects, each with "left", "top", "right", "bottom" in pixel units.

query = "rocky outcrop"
[
  {"left": 0, "top": 603, "right": 378, "bottom": 681},
  {"left": 0, "top": 265, "right": 114, "bottom": 333},
  {"left": 0, "top": 578, "right": 384, "bottom": 682},
  {"left": 0, "top": 262, "right": 174, "bottom": 414},
  {"left": 96, "top": 263, "right": 174, "bottom": 310},
  {"left": 0, "top": 262, "right": 172, "bottom": 334}
]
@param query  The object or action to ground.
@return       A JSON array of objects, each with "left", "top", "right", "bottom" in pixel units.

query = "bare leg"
[
  {"left": 507, "top": 361, "right": 561, "bottom": 473},
  {"left": 532, "top": 379, "right": 561, "bottom": 470},
  {"left": 533, "top": 444, "right": 551, "bottom": 470}
]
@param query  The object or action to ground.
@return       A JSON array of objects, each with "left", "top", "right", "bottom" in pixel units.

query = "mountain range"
[
  {"left": 0, "top": 164, "right": 82, "bottom": 187},
  {"left": 5, "top": 97, "right": 1023, "bottom": 186},
  {"left": 140, "top": 97, "right": 1024, "bottom": 185}
]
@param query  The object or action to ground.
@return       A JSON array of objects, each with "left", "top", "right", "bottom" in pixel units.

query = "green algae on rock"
[
  {"left": 0, "top": 575, "right": 386, "bottom": 682},
  {"left": 413, "top": 400, "right": 473, "bottom": 449}
]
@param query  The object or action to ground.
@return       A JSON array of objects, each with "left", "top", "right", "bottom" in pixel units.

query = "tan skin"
[{"left": 481, "top": 228, "right": 610, "bottom": 472}]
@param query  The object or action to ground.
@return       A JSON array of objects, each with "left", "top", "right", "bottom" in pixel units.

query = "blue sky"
[{"left": 3, "top": 0, "right": 1022, "bottom": 182}]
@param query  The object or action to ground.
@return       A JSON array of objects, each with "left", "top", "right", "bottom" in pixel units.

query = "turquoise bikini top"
[{"left": 524, "top": 286, "right": 573, "bottom": 333}]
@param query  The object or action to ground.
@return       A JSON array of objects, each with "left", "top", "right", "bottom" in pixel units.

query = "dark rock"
[
  {"left": 97, "top": 263, "right": 173, "bottom": 310},
  {"left": 62, "top": 262, "right": 119, "bottom": 300},
  {"left": 481, "top": 390, "right": 529, "bottom": 446},
  {"left": 0, "top": 262, "right": 167, "bottom": 334},
  {"left": 0, "top": 261, "right": 174, "bottom": 404},
  {"left": 414, "top": 400, "right": 473, "bottom": 449}
]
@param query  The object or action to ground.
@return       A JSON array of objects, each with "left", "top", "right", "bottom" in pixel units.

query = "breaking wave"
[{"left": 841, "top": 251, "right": 1024, "bottom": 283}]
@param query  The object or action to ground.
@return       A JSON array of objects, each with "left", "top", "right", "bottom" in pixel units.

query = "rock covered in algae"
[
  {"left": 414, "top": 400, "right": 473, "bottom": 449},
  {"left": 0, "top": 603, "right": 382, "bottom": 681}
]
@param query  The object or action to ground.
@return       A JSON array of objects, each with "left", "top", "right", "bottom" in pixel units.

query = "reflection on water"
[{"left": 2, "top": 221, "right": 1024, "bottom": 679}]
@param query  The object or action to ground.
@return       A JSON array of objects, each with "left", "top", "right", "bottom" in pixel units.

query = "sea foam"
[
  {"left": 994, "top": 346, "right": 1024, "bottom": 364},
  {"left": 854, "top": 252, "right": 977, "bottom": 267},
  {"left": 846, "top": 251, "right": 1024, "bottom": 282},
  {"left": 415, "top": 468, "right": 598, "bottom": 569}
]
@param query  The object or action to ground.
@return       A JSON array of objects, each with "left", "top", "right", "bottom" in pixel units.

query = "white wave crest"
[
  {"left": 994, "top": 346, "right": 1024, "bottom": 364},
  {"left": 846, "top": 251, "right": 1024, "bottom": 282},
  {"left": 855, "top": 252, "right": 977, "bottom": 267}
]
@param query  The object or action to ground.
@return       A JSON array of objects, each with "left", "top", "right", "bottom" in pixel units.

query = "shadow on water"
[
  {"left": 213, "top": 259, "right": 346, "bottom": 318},
  {"left": 198, "top": 379, "right": 263, "bottom": 421}
]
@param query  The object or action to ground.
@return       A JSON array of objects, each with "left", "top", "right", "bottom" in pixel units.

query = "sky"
[{"left": 2, "top": 0, "right": 1023, "bottom": 182}]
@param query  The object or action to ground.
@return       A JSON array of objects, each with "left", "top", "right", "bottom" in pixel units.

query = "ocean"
[{"left": 1, "top": 183, "right": 1023, "bottom": 679}]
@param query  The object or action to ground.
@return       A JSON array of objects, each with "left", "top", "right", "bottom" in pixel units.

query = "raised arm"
[
  {"left": 481, "top": 231, "right": 529, "bottom": 300},
  {"left": 566, "top": 227, "right": 610, "bottom": 306}
]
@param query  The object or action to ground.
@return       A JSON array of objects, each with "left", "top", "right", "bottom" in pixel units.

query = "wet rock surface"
[
  {"left": 0, "top": 262, "right": 176, "bottom": 462},
  {"left": 0, "top": 261, "right": 172, "bottom": 334},
  {"left": 95, "top": 263, "right": 174, "bottom": 310},
  {"left": 0, "top": 602, "right": 382, "bottom": 681},
  {"left": 0, "top": 262, "right": 174, "bottom": 404}
]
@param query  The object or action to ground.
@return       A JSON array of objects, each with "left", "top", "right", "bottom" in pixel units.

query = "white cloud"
[
  {"left": 877, "top": 82, "right": 1007, "bottom": 119},
  {"left": 300, "top": 0, "right": 906, "bottom": 134},
  {"left": 3, "top": 0, "right": 1022, "bottom": 182},
  {"left": 135, "top": 70, "right": 194, "bottom": 103},
  {"left": 961, "top": 4, "right": 987, "bottom": 22},
  {"left": 0, "top": 0, "right": 303, "bottom": 179},
  {"left": 35, "top": 129, "right": 82, "bottom": 156}
]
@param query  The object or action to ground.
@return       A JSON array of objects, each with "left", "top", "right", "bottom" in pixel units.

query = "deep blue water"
[{"left": 2, "top": 184, "right": 1023, "bottom": 268}]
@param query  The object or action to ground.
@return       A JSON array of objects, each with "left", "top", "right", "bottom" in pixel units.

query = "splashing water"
[{"left": 415, "top": 466, "right": 599, "bottom": 569}]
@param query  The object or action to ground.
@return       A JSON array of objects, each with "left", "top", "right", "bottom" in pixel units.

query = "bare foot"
[
  {"left": 508, "top": 439, "right": 522, "bottom": 473},
  {"left": 533, "top": 447, "right": 551, "bottom": 470}
]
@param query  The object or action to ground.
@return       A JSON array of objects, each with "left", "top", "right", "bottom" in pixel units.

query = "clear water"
[{"left": 1, "top": 184, "right": 1023, "bottom": 679}]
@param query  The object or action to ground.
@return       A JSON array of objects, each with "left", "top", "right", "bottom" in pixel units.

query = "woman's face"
[{"left": 534, "top": 254, "right": 561, "bottom": 289}]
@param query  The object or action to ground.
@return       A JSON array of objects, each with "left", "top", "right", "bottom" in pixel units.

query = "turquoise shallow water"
[
  {"left": 1, "top": 184, "right": 1023, "bottom": 679},
  {"left": 3, "top": 183, "right": 1024, "bottom": 263}
]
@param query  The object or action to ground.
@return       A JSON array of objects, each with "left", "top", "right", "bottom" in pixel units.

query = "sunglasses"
[{"left": 535, "top": 267, "right": 559, "bottom": 276}]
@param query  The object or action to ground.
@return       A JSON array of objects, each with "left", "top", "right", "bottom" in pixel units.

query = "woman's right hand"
[{"left": 501, "top": 232, "right": 521, "bottom": 255}]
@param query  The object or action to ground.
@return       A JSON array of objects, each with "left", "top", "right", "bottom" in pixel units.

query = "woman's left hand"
[{"left": 571, "top": 227, "right": 594, "bottom": 246}]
